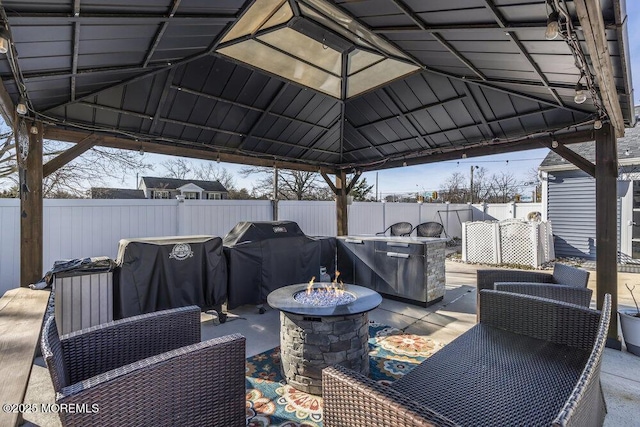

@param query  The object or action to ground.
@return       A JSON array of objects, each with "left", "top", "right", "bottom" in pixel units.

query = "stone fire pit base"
[{"left": 279, "top": 311, "right": 370, "bottom": 395}]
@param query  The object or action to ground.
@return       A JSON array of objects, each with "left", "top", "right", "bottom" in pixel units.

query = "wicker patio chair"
[
  {"left": 412, "top": 221, "right": 445, "bottom": 237},
  {"left": 41, "top": 305, "right": 246, "bottom": 427},
  {"left": 376, "top": 221, "right": 413, "bottom": 236},
  {"left": 476, "top": 263, "right": 591, "bottom": 315},
  {"left": 323, "top": 291, "right": 611, "bottom": 427}
]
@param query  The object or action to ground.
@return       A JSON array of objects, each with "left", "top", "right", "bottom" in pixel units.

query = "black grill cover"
[
  {"left": 223, "top": 221, "right": 322, "bottom": 309},
  {"left": 114, "top": 235, "right": 227, "bottom": 319},
  {"left": 312, "top": 236, "right": 337, "bottom": 279}
]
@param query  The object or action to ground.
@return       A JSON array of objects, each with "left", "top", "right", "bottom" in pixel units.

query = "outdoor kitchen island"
[{"left": 337, "top": 235, "right": 447, "bottom": 307}]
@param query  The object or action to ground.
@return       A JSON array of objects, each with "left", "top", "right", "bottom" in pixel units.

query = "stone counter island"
[{"left": 336, "top": 235, "right": 447, "bottom": 307}]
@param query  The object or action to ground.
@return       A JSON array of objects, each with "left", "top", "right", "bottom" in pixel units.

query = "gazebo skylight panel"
[{"left": 215, "top": 0, "right": 420, "bottom": 99}]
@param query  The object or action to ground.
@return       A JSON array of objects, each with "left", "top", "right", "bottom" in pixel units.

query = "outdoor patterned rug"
[{"left": 245, "top": 321, "right": 444, "bottom": 427}]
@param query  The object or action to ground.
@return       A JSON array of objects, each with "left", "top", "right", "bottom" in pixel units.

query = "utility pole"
[
  {"left": 470, "top": 165, "right": 479, "bottom": 204},
  {"left": 469, "top": 165, "right": 474, "bottom": 204},
  {"left": 375, "top": 171, "right": 379, "bottom": 202},
  {"left": 272, "top": 165, "right": 278, "bottom": 220}
]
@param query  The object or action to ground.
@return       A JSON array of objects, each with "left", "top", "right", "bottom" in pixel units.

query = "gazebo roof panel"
[
  {"left": 0, "top": 0, "right": 631, "bottom": 171},
  {"left": 177, "top": 0, "right": 245, "bottom": 14}
]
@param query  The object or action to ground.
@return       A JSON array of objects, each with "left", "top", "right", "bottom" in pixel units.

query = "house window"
[
  {"left": 207, "top": 193, "right": 221, "bottom": 200},
  {"left": 153, "top": 190, "right": 170, "bottom": 199},
  {"left": 183, "top": 192, "right": 199, "bottom": 200}
]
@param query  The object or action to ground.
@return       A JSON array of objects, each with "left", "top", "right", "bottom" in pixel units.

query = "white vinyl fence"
[{"left": 0, "top": 199, "right": 541, "bottom": 295}]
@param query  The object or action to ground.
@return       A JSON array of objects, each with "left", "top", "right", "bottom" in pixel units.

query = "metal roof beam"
[
  {"left": 372, "top": 20, "right": 616, "bottom": 34},
  {"left": 461, "top": 82, "right": 495, "bottom": 140},
  {"left": 143, "top": 0, "right": 182, "bottom": 68},
  {"left": 42, "top": 27, "right": 230, "bottom": 114},
  {"left": 5, "top": 13, "right": 237, "bottom": 24},
  {"left": 238, "top": 82, "right": 289, "bottom": 150},
  {"left": 295, "top": 116, "right": 344, "bottom": 158},
  {"left": 354, "top": 94, "right": 466, "bottom": 130},
  {"left": 378, "top": 87, "right": 435, "bottom": 151},
  {"left": 150, "top": 68, "right": 176, "bottom": 134},
  {"left": 5, "top": 65, "right": 163, "bottom": 83},
  {"left": 78, "top": 102, "right": 154, "bottom": 120},
  {"left": 336, "top": 5, "right": 592, "bottom": 117},
  {"left": 466, "top": 76, "right": 616, "bottom": 92},
  {"left": 171, "top": 85, "right": 331, "bottom": 131},
  {"left": 158, "top": 117, "right": 338, "bottom": 156},
  {"left": 389, "top": 0, "right": 486, "bottom": 80},
  {"left": 347, "top": 107, "right": 557, "bottom": 155},
  {"left": 481, "top": 0, "right": 564, "bottom": 107}
]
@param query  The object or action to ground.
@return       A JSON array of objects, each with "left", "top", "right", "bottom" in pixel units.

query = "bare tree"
[
  {"left": 0, "top": 131, "right": 15, "bottom": 178},
  {"left": 240, "top": 166, "right": 332, "bottom": 200},
  {"left": 439, "top": 171, "right": 467, "bottom": 203},
  {"left": 0, "top": 133, "right": 152, "bottom": 198},
  {"left": 471, "top": 166, "right": 491, "bottom": 202},
  {"left": 487, "top": 171, "right": 519, "bottom": 203},
  {"left": 161, "top": 158, "right": 192, "bottom": 179},
  {"left": 526, "top": 167, "right": 542, "bottom": 202},
  {"left": 193, "top": 162, "right": 236, "bottom": 190}
]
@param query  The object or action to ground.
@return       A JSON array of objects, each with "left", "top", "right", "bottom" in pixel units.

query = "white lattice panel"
[
  {"left": 462, "top": 222, "right": 499, "bottom": 264},
  {"left": 462, "top": 220, "right": 554, "bottom": 267},
  {"left": 499, "top": 221, "right": 538, "bottom": 266},
  {"left": 539, "top": 221, "right": 555, "bottom": 263}
]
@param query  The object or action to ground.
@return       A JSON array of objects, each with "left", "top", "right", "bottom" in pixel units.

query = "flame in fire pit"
[
  {"left": 297, "top": 271, "right": 354, "bottom": 306},
  {"left": 306, "top": 271, "right": 344, "bottom": 295}
]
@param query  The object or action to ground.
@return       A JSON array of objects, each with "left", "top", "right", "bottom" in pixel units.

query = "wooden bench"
[
  {"left": 0, "top": 288, "right": 51, "bottom": 427},
  {"left": 323, "top": 290, "right": 611, "bottom": 427}
]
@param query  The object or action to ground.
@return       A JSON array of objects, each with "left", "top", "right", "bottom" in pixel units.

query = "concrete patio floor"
[{"left": 23, "top": 260, "right": 640, "bottom": 426}]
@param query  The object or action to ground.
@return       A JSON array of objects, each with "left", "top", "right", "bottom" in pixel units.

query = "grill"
[
  {"left": 114, "top": 235, "right": 227, "bottom": 320},
  {"left": 223, "top": 221, "right": 331, "bottom": 310}
]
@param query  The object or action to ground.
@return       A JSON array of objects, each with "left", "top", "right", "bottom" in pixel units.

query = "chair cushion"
[
  {"left": 552, "top": 264, "right": 590, "bottom": 287},
  {"left": 391, "top": 324, "right": 590, "bottom": 426}
]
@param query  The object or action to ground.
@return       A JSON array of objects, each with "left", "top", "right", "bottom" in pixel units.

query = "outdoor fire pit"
[{"left": 267, "top": 282, "right": 382, "bottom": 395}]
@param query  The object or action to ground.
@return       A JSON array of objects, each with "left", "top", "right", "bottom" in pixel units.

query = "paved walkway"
[{"left": 22, "top": 260, "right": 640, "bottom": 426}]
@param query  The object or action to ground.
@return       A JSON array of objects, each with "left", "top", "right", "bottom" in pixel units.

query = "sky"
[{"left": 3, "top": 4, "right": 639, "bottom": 199}]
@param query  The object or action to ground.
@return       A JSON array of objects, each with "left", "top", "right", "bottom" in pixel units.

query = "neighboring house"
[
  {"left": 539, "top": 124, "right": 640, "bottom": 262},
  {"left": 139, "top": 176, "right": 228, "bottom": 200},
  {"left": 91, "top": 188, "right": 146, "bottom": 199}
]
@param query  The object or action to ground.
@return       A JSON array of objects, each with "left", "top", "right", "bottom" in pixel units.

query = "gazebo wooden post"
[
  {"left": 336, "top": 170, "right": 348, "bottom": 236},
  {"left": 322, "top": 170, "right": 360, "bottom": 237},
  {"left": 595, "top": 122, "right": 620, "bottom": 348},
  {"left": 20, "top": 122, "right": 43, "bottom": 288}
]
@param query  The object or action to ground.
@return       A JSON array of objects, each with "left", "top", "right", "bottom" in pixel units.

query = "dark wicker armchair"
[
  {"left": 412, "top": 221, "right": 445, "bottom": 238},
  {"left": 476, "top": 263, "right": 591, "bottom": 315},
  {"left": 41, "top": 305, "right": 246, "bottom": 427},
  {"left": 376, "top": 221, "right": 413, "bottom": 236},
  {"left": 323, "top": 291, "right": 611, "bottom": 427}
]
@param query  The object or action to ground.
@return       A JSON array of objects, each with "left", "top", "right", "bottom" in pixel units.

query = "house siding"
[{"left": 547, "top": 170, "right": 597, "bottom": 260}]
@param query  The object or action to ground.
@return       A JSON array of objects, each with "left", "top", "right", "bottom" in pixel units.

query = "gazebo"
[{"left": 0, "top": 0, "right": 634, "bottom": 347}]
